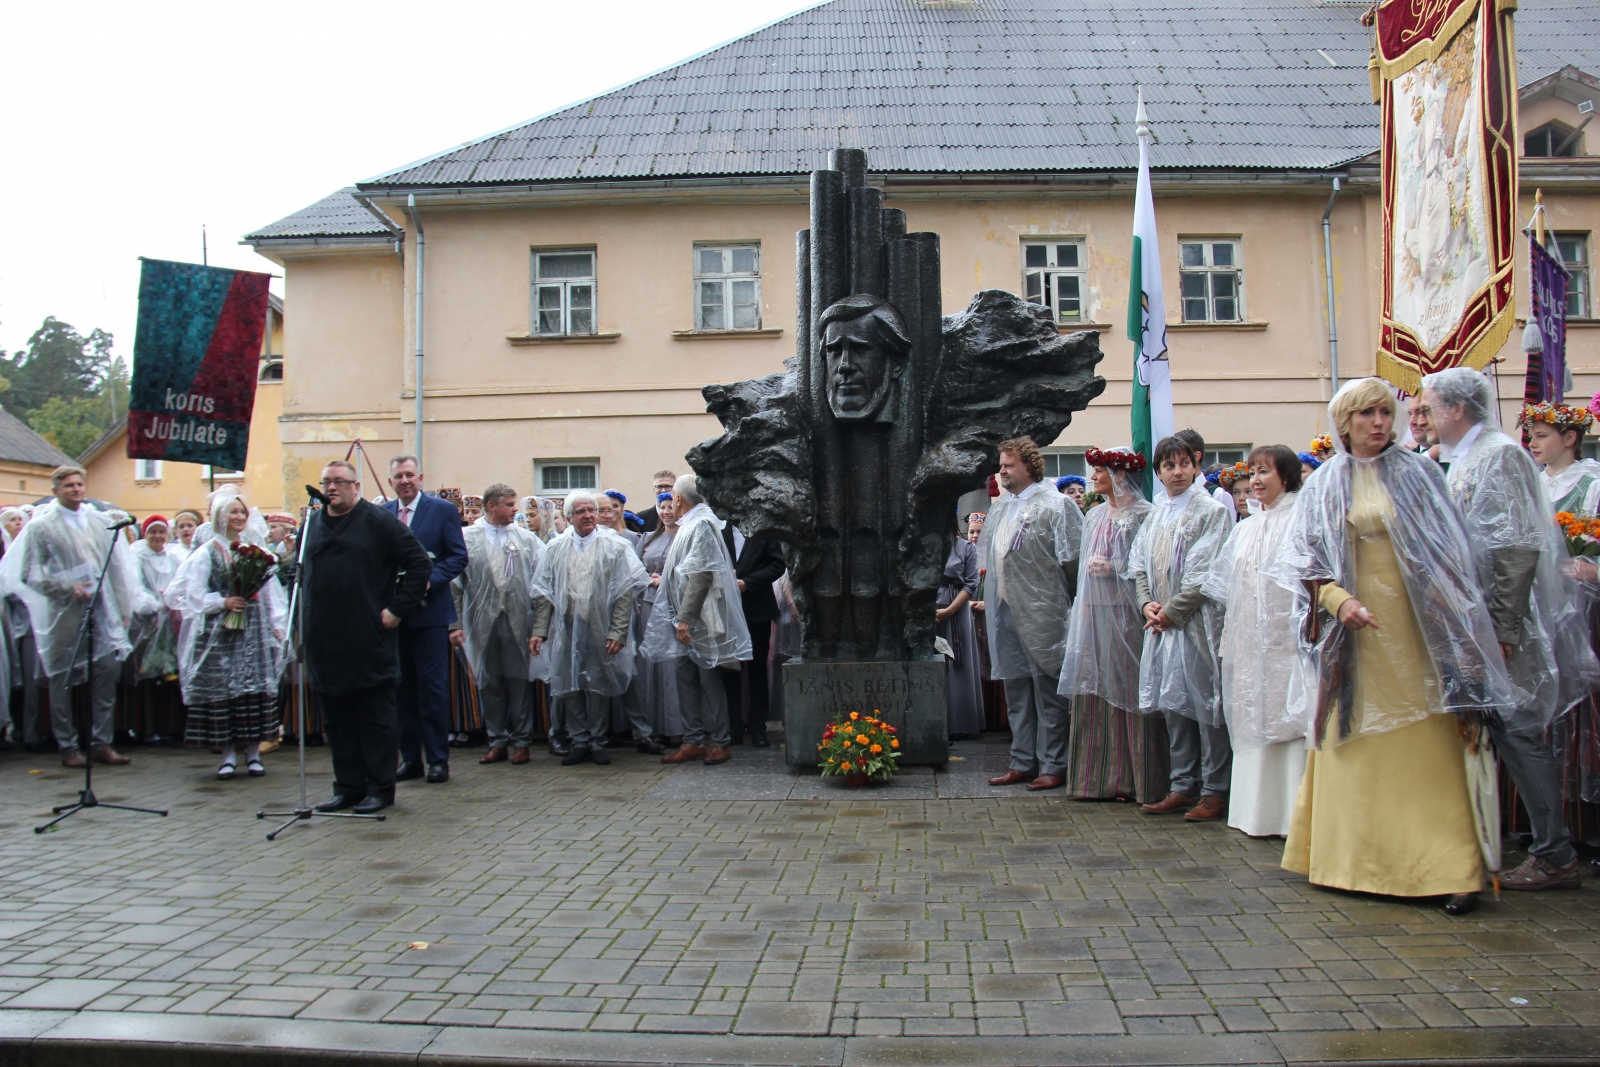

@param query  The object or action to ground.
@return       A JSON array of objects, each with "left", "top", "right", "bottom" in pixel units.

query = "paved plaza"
[{"left": 0, "top": 735, "right": 1598, "bottom": 1065}]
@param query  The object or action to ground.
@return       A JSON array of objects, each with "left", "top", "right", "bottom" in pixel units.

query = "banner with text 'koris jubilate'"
[{"left": 128, "top": 258, "right": 271, "bottom": 470}]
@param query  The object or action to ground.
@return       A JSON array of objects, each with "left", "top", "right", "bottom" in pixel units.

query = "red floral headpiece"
[
  {"left": 1085, "top": 448, "right": 1147, "bottom": 473},
  {"left": 1518, "top": 402, "right": 1593, "bottom": 434}
]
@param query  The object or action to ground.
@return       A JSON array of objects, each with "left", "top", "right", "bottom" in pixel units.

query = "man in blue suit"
[{"left": 384, "top": 455, "right": 469, "bottom": 783}]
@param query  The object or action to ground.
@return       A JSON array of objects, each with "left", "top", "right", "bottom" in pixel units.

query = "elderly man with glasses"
[{"left": 300, "top": 460, "right": 432, "bottom": 814}]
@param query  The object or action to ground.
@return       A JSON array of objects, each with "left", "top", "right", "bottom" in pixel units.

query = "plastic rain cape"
[
  {"left": 1057, "top": 473, "right": 1150, "bottom": 710},
  {"left": 640, "top": 503, "right": 752, "bottom": 669},
  {"left": 1446, "top": 427, "right": 1600, "bottom": 723},
  {"left": 0, "top": 501, "right": 149, "bottom": 681},
  {"left": 531, "top": 526, "right": 648, "bottom": 696},
  {"left": 453, "top": 519, "right": 548, "bottom": 685},
  {"left": 1127, "top": 485, "right": 1231, "bottom": 726},
  {"left": 978, "top": 482, "right": 1082, "bottom": 681},
  {"left": 1201, "top": 491, "right": 1312, "bottom": 748},
  {"left": 1278, "top": 443, "right": 1513, "bottom": 746},
  {"left": 129, "top": 539, "right": 181, "bottom": 679},
  {"left": 173, "top": 535, "right": 288, "bottom": 704}
]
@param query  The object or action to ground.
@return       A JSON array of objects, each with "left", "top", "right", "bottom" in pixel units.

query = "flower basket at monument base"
[{"left": 818, "top": 710, "right": 901, "bottom": 785}]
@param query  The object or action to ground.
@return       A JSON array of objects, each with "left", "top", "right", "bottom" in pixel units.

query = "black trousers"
[
  {"left": 321, "top": 683, "right": 398, "bottom": 802},
  {"left": 722, "top": 622, "right": 772, "bottom": 734}
]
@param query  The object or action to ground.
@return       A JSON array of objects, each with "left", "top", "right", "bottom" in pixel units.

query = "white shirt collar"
[
  {"left": 1439, "top": 421, "right": 1485, "bottom": 463},
  {"left": 574, "top": 528, "right": 598, "bottom": 552},
  {"left": 1015, "top": 479, "right": 1045, "bottom": 501}
]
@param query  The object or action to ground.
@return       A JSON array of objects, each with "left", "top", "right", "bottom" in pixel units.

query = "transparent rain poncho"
[
  {"left": 1201, "top": 491, "right": 1311, "bottom": 748},
  {"left": 640, "top": 502, "right": 752, "bottom": 669},
  {"left": 1057, "top": 467, "right": 1150, "bottom": 710},
  {"left": 452, "top": 518, "right": 548, "bottom": 685},
  {"left": 128, "top": 538, "right": 182, "bottom": 679},
  {"left": 1445, "top": 427, "right": 1600, "bottom": 724},
  {"left": 0, "top": 500, "right": 149, "bottom": 681},
  {"left": 172, "top": 501, "right": 288, "bottom": 705},
  {"left": 531, "top": 526, "right": 648, "bottom": 697},
  {"left": 1278, "top": 437, "right": 1513, "bottom": 746},
  {"left": 978, "top": 481, "right": 1082, "bottom": 681},
  {"left": 1127, "top": 485, "right": 1231, "bottom": 726}
]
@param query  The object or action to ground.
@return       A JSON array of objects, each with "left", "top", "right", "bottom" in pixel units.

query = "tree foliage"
[{"left": 0, "top": 317, "right": 126, "bottom": 460}]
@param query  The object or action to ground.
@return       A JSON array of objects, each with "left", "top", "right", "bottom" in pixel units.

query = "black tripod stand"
[
  {"left": 258, "top": 486, "right": 385, "bottom": 839},
  {"left": 35, "top": 518, "right": 169, "bottom": 833}
]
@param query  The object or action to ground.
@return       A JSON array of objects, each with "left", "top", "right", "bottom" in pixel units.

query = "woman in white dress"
[{"left": 1204, "top": 445, "right": 1309, "bottom": 837}]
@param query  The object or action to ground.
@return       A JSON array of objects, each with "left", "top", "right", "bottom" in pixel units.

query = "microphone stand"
[
  {"left": 35, "top": 519, "right": 169, "bottom": 832},
  {"left": 258, "top": 486, "right": 386, "bottom": 839}
]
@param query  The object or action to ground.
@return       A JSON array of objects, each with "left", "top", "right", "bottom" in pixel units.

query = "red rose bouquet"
[{"left": 225, "top": 542, "right": 278, "bottom": 630}]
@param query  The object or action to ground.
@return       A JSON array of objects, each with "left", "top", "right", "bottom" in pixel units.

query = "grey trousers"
[
  {"left": 49, "top": 656, "right": 118, "bottom": 752},
  {"left": 619, "top": 678, "right": 654, "bottom": 741},
  {"left": 1004, "top": 675, "right": 1069, "bottom": 777},
  {"left": 478, "top": 617, "right": 532, "bottom": 749},
  {"left": 561, "top": 690, "right": 610, "bottom": 749},
  {"left": 675, "top": 658, "right": 731, "bottom": 749},
  {"left": 1493, "top": 715, "right": 1576, "bottom": 867},
  {"left": 1165, "top": 711, "right": 1233, "bottom": 797}
]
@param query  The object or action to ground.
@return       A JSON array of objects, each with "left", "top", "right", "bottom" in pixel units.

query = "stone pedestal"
[{"left": 782, "top": 660, "right": 948, "bottom": 768}]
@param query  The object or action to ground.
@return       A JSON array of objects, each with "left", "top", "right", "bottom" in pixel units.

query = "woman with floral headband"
[{"left": 1057, "top": 448, "right": 1166, "bottom": 802}]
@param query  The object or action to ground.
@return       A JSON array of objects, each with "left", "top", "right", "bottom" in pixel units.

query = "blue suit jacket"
[{"left": 384, "top": 493, "right": 469, "bottom": 628}]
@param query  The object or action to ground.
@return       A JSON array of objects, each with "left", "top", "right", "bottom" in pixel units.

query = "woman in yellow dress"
[{"left": 1281, "top": 378, "right": 1514, "bottom": 915}]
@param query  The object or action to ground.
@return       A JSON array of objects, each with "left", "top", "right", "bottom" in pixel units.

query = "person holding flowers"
[{"left": 174, "top": 493, "right": 288, "bottom": 779}]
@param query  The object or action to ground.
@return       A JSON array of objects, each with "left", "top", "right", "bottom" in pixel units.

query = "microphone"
[
  {"left": 109, "top": 517, "right": 138, "bottom": 530},
  {"left": 305, "top": 484, "right": 330, "bottom": 506}
]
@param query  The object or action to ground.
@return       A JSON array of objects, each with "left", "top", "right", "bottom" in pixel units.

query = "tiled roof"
[
  {"left": 354, "top": 0, "right": 1598, "bottom": 188},
  {"left": 245, "top": 187, "right": 396, "bottom": 242},
  {"left": 0, "top": 406, "right": 75, "bottom": 468}
]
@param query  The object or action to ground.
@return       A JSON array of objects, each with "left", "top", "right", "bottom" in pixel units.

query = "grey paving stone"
[
  {"left": 4, "top": 979, "right": 124, "bottom": 1010},
  {"left": 734, "top": 1001, "right": 833, "bottom": 1035},
  {"left": 299, "top": 989, "right": 409, "bottom": 1021}
]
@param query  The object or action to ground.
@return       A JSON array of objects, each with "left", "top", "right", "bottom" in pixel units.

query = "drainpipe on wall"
[
  {"left": 1322, "top": 176, "right": 1342, "bottom": 393},
  {"left": 406, "top": 194, "right": 426, "bottom": 468}
]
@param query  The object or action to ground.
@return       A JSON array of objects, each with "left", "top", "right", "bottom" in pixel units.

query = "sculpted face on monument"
[{"left": 819, "top": 296, "right": 910, "bottom": 422}]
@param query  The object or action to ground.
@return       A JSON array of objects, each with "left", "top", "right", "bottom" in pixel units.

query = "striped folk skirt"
[
  {"left": 185, "top": 692, "right": 279, "bottom": 749},
  {"left": 1063, "top": 693, "right": 1170, "bottom": 804}
]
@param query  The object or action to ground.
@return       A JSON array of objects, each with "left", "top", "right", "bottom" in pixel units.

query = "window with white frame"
[
  {"left": 1041, "top": 449, "right": 1086, "bottom": 480},
  {"left": 134, "top": 458, "right": 162, "bottom": 481},
  {"left": 1556, "top": 233, "right": 1592, "bottom": 319},
  {"left": 1202, "top": 447, "right": 1248, "bottom": 468},
  {"left": 1022, "top": 240, "right": 1086, "bottom": 325},
  {"left": 532, "top": 250, "right": 596, "bottom": 336},
  {"left": 1179, "top": 239, "right": 1243, "bottom": 323},
  {"left": 695, "top": 245, "right": 761, "bottom": 330},
  {"left": 535, "top": 459, "right": 598, "bottom": 497}
]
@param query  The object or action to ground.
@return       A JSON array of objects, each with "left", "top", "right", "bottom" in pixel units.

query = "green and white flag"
[{"left": 1128, "top": 90, "right": 1172, "bottom": 496}]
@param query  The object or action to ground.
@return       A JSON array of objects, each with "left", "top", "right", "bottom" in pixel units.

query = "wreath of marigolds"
[{"left": 817, "top": 710, "right": 902, "bottom": 780}]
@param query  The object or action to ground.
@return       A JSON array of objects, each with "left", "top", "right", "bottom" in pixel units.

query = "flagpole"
[{"left": 1129, "top": 89, "right": 1172, "bottom": 498}]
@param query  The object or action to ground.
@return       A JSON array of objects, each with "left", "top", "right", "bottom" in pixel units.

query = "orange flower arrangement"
[
  {"left": 1556, "top": 511, "right": 1600, "bottom": 558},
  {"left": 818, "top": 709, "right": 902, "bottom": 781},
  {"left": 1309, "top": 434, "right": 1335, "bottom": 461}
]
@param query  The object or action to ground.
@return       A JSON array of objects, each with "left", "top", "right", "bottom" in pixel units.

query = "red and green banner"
[{"left": 128, "top": 258, "right": 271, "bottom": 470}]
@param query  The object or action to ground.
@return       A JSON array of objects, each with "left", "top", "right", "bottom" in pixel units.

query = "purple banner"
[{"left": 1529, "top": 238, "right": 1570, "bottom": 403}]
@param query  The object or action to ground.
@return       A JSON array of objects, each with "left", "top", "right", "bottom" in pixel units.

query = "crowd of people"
[{"left": 3, "top": 369, "right": 1597, "bottom": 915}]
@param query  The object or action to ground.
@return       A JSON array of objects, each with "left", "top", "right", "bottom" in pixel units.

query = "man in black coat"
[
  {"left": 302, "top": 460, "right": 432, "bottom": 813},
  {"left": 720, "top": 525, "right": 786, "bottom": 746}
]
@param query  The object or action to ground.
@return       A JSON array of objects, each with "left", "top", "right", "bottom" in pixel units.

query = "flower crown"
[
  {"left": 1217, "top": 461, "right": 1251, "bottom": 489},
  {"left": 1309, "top": 434, "right": 1335, "bottom": 459},
  {"left": 1084, "top": 447, "right": 1147, "bottom": 472},
  {"left": 1518, "top": 402, "right": 1594, "bottom": 433}
]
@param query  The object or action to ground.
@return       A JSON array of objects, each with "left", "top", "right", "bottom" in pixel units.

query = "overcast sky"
[{"left": 0, "top": 0, "right": 814, "bottom": 362}]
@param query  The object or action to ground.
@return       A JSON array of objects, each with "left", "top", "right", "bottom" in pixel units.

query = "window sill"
[
  {"left": 1059, "top": 323, "right": 1114, "bottom": 333},
  {"left": 671, "top": 328, "right": 783, "bottom": 340},
  {"left": 1517, "top": 317, "right": 1599, "bottom": 328},
  {"left": 506, "top": 332, "right": 620, "bottom": 346},
  {"left": 133, "top": 479, "right": 162, "bottom": 486},
  {"left": 1166, "top": 321, "right": 1269, "bottom": 332}
]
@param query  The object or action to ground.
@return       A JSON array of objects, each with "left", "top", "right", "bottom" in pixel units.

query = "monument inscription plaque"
[{"left": 782, "top": 661, "right": 947, "bottom": 768}]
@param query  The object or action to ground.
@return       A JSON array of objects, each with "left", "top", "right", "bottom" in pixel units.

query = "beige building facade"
[{"left": 245, "top": 0, "right": 1600, "bottom": 502}]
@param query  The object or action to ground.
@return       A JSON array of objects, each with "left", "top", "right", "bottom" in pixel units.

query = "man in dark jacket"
[
  {"left": 303, "top": 461, "right": 432, "bottom": 814},
  {"left": 720, "top": 525, "right": 786, "bottom": 746},
  {"left": 384, "top": 455, "right": 469, "bottom": 784}
]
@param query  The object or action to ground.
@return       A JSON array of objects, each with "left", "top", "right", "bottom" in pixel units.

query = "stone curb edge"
[{"left": 0, "top": 1010, "right": 1596, "bottom": 1067}]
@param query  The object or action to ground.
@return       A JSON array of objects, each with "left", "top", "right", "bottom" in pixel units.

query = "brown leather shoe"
[
  {"left": 61, "top": 748, "right": 87, "bottom": 768},
  {"left": 1141, "top": 791, "right": 1195, "bottom": 814},
  {"left": 510, "top": 746, "right": 531, "bottom": 765},
  {"left": 1499, "top": 854, "right": 1583, "bottom": 890},
  {"left": 479, "top": 747, "right": 508, "bottom": 764},
  {"left": 1184, "top": 795, "right": 1227, "bottom": 822},
  {"left": 91, "top": 746, "right": 130, "bottom": 766},
  {"left": 988, "top": 769, "right": 1034, "bottom": 786},
  {"left": 662, "top": 744, "right": 707, "bottom": 764},
  {"left": 704, "top": 746, "right": 732, "bottom": 765},
  {"left": 1027, "top": 774, "right": 1065, "bottom": 791}
]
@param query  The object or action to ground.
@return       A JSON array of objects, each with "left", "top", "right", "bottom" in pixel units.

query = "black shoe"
[
  {"left": 548, "top": 739, "right": 571, "bottom": 757},
  {"left": 591, "top": 747, "right": 611, "bottom": 765},
  {"left": 425, "top": 762, "right": 449, "bottom": 783},
  {"left": 635, "top": 738, "right": 665, "bottom": 755},
  {"left": 395, "top": 761, "right": 424, "bottom": 782},
  {"left": 1443, "top": 892, "right": 1479, "bottom": 916},
  {"left": 751, "top": 730, "right": 770, "bottom": 748},
  {"left": 353, "top": 795, "right": 391, "bottom": 814},
  {"left": 561, "top": 746, "right": 591, "bottom": 766},
  {"left": 314, "top": 794, "right": 358, "bottom": 812}
]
